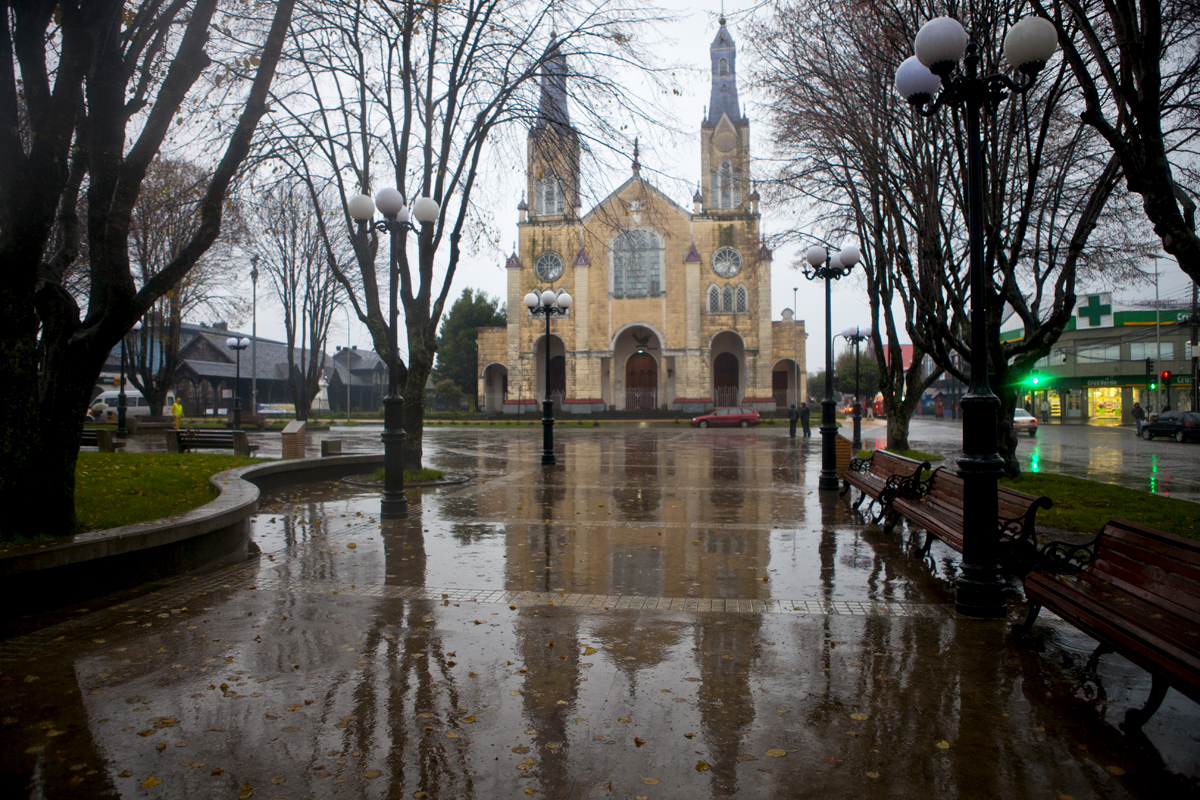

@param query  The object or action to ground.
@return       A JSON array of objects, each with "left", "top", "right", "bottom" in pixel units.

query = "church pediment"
[{"left": 582, "top": 175, "right": 694, "bottom": 229}]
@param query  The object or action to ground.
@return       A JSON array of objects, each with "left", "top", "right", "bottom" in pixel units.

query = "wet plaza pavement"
[{"left": 3, "top": 427, "right": 1198, "bottom": 798}]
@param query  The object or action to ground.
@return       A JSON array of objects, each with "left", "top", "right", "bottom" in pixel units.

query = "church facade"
[{"left": 477, "top": 19, "right": 806, "bottom": 415}]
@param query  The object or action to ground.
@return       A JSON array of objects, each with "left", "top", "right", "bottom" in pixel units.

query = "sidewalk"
[{"left": 3, "top": 428, "right": 1194, "bottom": 798}]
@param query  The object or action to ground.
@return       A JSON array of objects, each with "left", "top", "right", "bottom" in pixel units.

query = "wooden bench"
[
  {"left": 840, "top": 449, "right": 930, "bottom": 523},
  {"left": 80, "top": 428, "right": 123, "bottom": 453},
  {"left": 1015, "top": 518, "right": 1200, "bottom": 728},
  {"left": 165, "top": 429, "right": 259, "bottom": 456},
  {"left": 888, "top": 468, "right": 1052, "bottom": 569}
]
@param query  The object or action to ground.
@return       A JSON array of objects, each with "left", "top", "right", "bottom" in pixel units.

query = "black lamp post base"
[
  {"left": 851, "top": 403, "right": 862, "bottom": 453},
  {"left": 117, "top": 407, "right": 129, "bottom": 438},
  {"left": 541, "top": 399, "right": 556, "bottom": 466},
  {"left": 380, "top": 394, "right": 407, "bottom": 519},
  {"left": 955, "top": 565, "right": 1008, "bottom": 618},
  {"left": 818, "top": 398, "right": 840, "bottom": 490}
]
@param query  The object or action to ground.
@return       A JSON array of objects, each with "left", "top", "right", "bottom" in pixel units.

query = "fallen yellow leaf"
[
  {"left": 1105, "top": 766, "right": 1125, "bottom": 776},
  {"left": 766, "top": 749, "right": 787, "bottom": 758},
  {"left": 634, "top": 737, "right": 645, "bottom": 747},
  {"left": 696, "top": 760, "right": 710, "bottom": 771},
  {"left": 867, "top": 771, "right": 880, "bottom": 779},
  {"left": 584, "top": 647, "right": 597, "bottom": 655},
  {"left": 238, "top": 783, "right": 253, "bottom": 799},
  {"left": 851, "top": 713, "right": 869, "bottom": 721},
  {"left": 140, "top": 775, "right": 162, "bottom": 788},
  {"left": 643, "top": 778, "right": 660, "bottom": 785},
  {"left": 936, "top": 741, "right": 950, "bottom": 750},
  {"left": 364, "top": 770, "right": 381, "bottom": 778}
]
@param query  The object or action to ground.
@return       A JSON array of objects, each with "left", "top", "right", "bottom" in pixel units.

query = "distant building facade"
[{"left": 477, "top": 18, "right": 804, "bottom": 415}]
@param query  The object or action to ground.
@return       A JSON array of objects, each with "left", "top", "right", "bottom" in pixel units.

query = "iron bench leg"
[
  {"left": 1124, "top": 675, "right": 1169, "bottom": 730},
  {"left": 1084, "top": 642, "right": 1115, "bottom": 674},
  {"left": 1013, "top": 602, "right": 1041, "bottom": 638}
]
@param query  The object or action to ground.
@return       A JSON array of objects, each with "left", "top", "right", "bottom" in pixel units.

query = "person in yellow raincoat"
[{"left": 172, "top": 399, "right": 184, "bottom": 429}]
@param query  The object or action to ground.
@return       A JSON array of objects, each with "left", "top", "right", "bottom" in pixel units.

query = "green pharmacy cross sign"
[{"left": 1077, "top": 294, "right": 1112, "bottom": 327}]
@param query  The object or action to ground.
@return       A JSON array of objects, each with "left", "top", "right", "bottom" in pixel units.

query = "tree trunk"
[{"left": 402, "top": 334, "right": 436, "bottom": 470}]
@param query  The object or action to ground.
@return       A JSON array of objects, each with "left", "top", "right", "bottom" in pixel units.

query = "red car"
[{"left": 690, "top": 407, "right": 761, "bottom": 428}]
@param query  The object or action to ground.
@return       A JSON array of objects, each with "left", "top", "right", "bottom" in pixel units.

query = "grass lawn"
[
  {"left": 369, "top": 467, "right": 446, "bottom": 483},
  {"left": 75, "top": 452, "right": 259, "bottom": 533},
  {"left": 999, "top": 472, "right": 1200, "bottom": 540}
]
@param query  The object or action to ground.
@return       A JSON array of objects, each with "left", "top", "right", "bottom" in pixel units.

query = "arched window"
[
  {"left": 722, "top": 285, "right": 734, "bottom": 313},
  {"left": 719, "top": 160, "right": 733, "bottom": 209},
  {"left": 735, "top": 285, "right": 748, "bottom": 313},
  {"left": 719, "top": 58, "right": 729, "bottom": 76},
  {"left": 537, "top": 175, "right": 563, "bottom": 215},
  {"left": 707, "top": 285, "right": 720, "bottom": 314},
  {"left": 611, "top": 228, "right": 663, "bottom": 298}
]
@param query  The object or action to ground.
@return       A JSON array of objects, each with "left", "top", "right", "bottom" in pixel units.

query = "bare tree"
[
  {"left": 753, "top": 0, "right": 944, "bottom": 452},
  {"left": 257, "top": 0, "right": 671, "bottom": 467},
  {"left": 253, "top": 185, "right": 342, "bottom": 421},
  {"left": 753, "top": 0, "right": 1148, "bottom": 473},
  {"left": 1, "top": 0, "right": 297, "bottom": 537},
  {"left": 127, "top": 157, "right": 249, "bottom": 414},
  {"left": 1035, "top": 0, "right": 1200, "bottom": 283}
]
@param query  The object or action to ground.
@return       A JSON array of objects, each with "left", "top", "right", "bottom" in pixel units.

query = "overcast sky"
[{"left": 236, "top": 0, "right": 1194, "bottom": 370}]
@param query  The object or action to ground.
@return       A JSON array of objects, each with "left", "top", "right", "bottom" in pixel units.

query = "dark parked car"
[
  {"left": 1141, "top": 410, "right": 1200, "bottom": 443},
  {"left": 690, "top": 407, "right": 761, "bottom": 429}
]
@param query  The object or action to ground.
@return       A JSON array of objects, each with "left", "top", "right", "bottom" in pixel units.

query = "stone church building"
[{"left": 477, "top": 18, "right": 806, "bottom": 415}]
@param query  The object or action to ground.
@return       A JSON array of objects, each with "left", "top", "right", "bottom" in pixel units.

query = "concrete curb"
[{"left": 0, "top": 454, "right": 384, "bottom": 615}]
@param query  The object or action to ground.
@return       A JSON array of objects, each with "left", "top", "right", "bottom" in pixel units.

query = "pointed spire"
[
  {"left": 684, "top": 237, "right": 702, "bottom": 264},
  {"left": 506, "top": 243, "right": 521, "bottom": 270},
  {"left": 573, "top": 247, "right": 591, "bottom": 267},
  {"left": 706, "top": 16, "right": 742, "bottom": 127},
  {"left": 517, "top": 192, "right": 528, "bottom": 211},
  {"left": 533, "top": 33, "right": 570, "bottom": 132},
  {"left": 632, "top": 136, "right": 640, "bottom": 174}
]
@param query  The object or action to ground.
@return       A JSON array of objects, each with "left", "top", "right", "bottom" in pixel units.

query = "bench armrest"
[
  {"left": 1032, "top": 533, "right": 1100, "bottom": 574},
  {"left": 997, "top": 495, "right": 1052, "bottom": 576},
  {"left": 847, "top": 453, "right": 874, "bottom": 473}
]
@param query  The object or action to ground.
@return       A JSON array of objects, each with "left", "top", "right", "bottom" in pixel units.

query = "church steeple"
[
  {"left": 533, "top": 33, "right": 570, "bottom": 132},
  {"left": 705, "top": 17, "right": 742, "bottom": 128},
  {"left": 527, "top": 33, "right": 579, "bottom": 222}
]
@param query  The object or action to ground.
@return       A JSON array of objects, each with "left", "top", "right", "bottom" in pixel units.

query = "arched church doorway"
[
  {"left": 713, "top": 352, "right": 739, "bottom": 407},
  {"left": 548, "top": 355, "right": 565, "bottom": 410},
  {"left": 625, "top": 353, "right": 658, "bottom": 411}
]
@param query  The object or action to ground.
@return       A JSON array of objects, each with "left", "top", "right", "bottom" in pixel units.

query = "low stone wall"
[{"left": 0, "top": 454, "right": 384, "bottom": 618}]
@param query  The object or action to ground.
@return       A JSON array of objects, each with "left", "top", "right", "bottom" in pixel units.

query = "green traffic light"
[
  {"left": 1150, "top": 382, "right": 1158, "bottom": 390},
  {"left": 1031, "top": 376, "right": 1039, "bottom": 384}
]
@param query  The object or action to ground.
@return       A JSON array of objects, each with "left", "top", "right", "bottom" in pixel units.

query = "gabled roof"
[{"left": 579, "top": 175, "right": 695, "bottom": 226}]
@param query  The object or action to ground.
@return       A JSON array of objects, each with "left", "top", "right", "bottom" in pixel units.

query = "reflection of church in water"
[{"left": 477, "top": 17, "right": 807, "bottom": 414}]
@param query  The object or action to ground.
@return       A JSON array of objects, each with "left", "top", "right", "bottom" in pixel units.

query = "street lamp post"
[
  {"left": 117, "top": 319, "right": 143, "bottom": 437},
  {"left": 523, "top": 289, "right": 573, "bottom": 466},
  {"left": 250, "top": 255, "right": 259, "bottom": 418},
  {"left": 225, "top": 336, "right": 251, "bottom": 430},
  {"left": 803, "top": 244, "right": 861, "bottom": 490},
  {"left": 348, "top": 188, "right": 441, "bottom": 519},
  {"left": 840, "top": 325, "right": 871, "bottom": 452},
  {"left": 895, "top": 14, "right": 1057, "bottom": 617},
  {"left": 793, "top": 286, "right": 799, "bottom": 405}
]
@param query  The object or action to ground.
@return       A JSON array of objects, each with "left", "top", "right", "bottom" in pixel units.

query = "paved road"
[{"left": 858, "top": 418, "right": 1200, "bottom": 504}]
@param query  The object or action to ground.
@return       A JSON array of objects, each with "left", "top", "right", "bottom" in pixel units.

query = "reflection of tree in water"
[
  {"left": 708, "top": 446, "right": 745, "bottom": 514},
  {"left": 613, "top": 437, "right": 661, "bottom": 519},
  {"left": 333, "top": 512, "right": 474, "bottom": 798},
  {"left": 695, "top": 617, "right": 761, "bottom": 797},
  {"left": 515, "top": 609, "right": 583, "bottom": 796}
]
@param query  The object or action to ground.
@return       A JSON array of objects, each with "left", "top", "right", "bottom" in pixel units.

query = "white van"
[{"left": 88, "top": 389, "right": 176, "bottom": 419}]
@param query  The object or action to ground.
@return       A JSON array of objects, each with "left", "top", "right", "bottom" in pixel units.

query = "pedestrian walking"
[
  {"left": 799, "top": 402, "right": 811, "bottom": 437},
  {"left": 1039, "top": 398, "right": 1050, "bottom": 424},
  {"left": 172, "top": 399, "right": 184, "bottom": 430},
  {"left": 787, "top": 403, "right": 799, "bottom": 438},
  {"left": 1132, "top": 402, "right": 1145, "bottom": 436}
]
